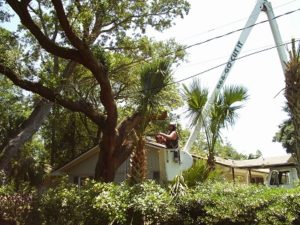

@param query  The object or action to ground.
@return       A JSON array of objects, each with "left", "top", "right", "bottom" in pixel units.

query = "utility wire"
[
  {"left": 116, "top": 7, "right": 300, "bottom": 97},
  {"left": 175, "top": 42, "right": 276, "bottom": 69},
  {"left": 182, "top": 7, "right": 300, "bottom": 51},
  {"left": 120, "top": 7, "right": 300, "bottom": 72},
  {"left": 126, "top": 39, "right": 299, "bottom": 96},
  {"left": 178, "top": 0, "right": 297, "bottom": 42},
  {"left": 173, "top": 39, "right": 299, "bottom": 85}
]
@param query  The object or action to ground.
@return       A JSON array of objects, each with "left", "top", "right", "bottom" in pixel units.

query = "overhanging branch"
[
  {"left": 0, "top": 63, "right": 105, "bottom": 127},
  {"left": 7, "top": 0, "right": 83, "bottom": 64}
]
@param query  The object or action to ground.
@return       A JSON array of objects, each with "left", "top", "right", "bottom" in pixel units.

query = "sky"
[{"left": 149, "top": 0, "right": 300, "bottom": 157}]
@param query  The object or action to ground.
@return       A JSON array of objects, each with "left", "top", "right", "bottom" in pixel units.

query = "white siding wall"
[{"left": 65, "top": 149, "right": 162, "bottom": 183}]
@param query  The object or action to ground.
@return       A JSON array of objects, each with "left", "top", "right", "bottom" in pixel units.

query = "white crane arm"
[{"left": 183, "top": 0, "right": 288, "bottom": 152}]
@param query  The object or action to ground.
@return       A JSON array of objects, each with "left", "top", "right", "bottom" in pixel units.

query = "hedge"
[{"left": 1, "top": 180, "right": 300, "bottom": 225}]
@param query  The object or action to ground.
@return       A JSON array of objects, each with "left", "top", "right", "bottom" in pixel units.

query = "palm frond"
[
  {"left": 137, "top": 59, "right": 173, "bottom": 113},
  {"left": 212, "top": 85, "right": 248, "bottom": 128},
  {"left": 140, "top": 59, "right": 172, "bottom": 97},
  {"left": 182, "top": 79, "right": 208, "bottom": 127}
]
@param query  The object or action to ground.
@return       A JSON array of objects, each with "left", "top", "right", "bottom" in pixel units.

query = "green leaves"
[
  {"left": 183, "top": 79, "right": 209, "bottom": 127},
  {"left": 140, "top": 59, "right": 171, "bottom": 97},
  {"left": 183, "top": 79, "right": 248, "bottom": 168},
  {"left": 213, "top": 85, "right": 248, "bottom": 129},
  {"left": 3, "top": 180, "right": 300, "bottom": 225},
  {"left": 134, "top": 58, "right": 178, "bottom": 118}
]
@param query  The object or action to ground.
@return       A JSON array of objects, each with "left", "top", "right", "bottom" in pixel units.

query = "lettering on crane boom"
[{"left": 217, "top": 41, "right": 243, "bottom": 89}]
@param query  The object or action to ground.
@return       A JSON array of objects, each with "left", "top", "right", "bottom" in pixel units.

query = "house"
[
  {"left": 193, "top": 155, "right": 270, "bottom": 185},
  {"left": 229, "top": 154, "right": 299, "bottom": 187},
  {"left": 52, "top": 141, "right": 298, "bottom": 186},
  {"left": 51, "top": 140, "right": 193, "bottom": 185},
  {"left": 200, "top": 154, "right": 298, "bottom": 186}
]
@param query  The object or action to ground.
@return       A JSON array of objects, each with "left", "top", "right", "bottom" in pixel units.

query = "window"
[{"left": 270, "top": 170, "right": 290, "bottom": 185}]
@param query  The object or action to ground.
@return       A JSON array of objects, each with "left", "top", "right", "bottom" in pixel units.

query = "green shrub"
[
  {"left": 38, "top": 180, "right": 83, "bottom": 225},
  {"left": 172, "top": 182, "right": 300, "bottom": 225},
  {"left": 83, "top": 181, "right": 130, "bottom": 225},
  {"left": 182, "top": 160, "right": 224, "bottom": 187},
  {"left": 128, "top": 180, "right": 175, "bottom": 224},
  {"left": 1, "top": 178, "right": 300, "bottom": 225},
  {"left": 0, "top": 184, "right": 34, "bottom": 225}
]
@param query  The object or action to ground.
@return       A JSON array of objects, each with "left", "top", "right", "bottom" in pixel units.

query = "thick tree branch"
[
  {"left": 0, "top": 60, "right": 77, "bottom": 172},
  {"left": 114, "top": 111, "right": 168, "bottom": 157},
  {"left": 8, "top": 0, "right": 117, "bottom": 139},
  {"left": 89, "top": 12, "right": 103, "bottom": 43},
  {"left": 51, "top": 0, "right": 86, "bottom": 51},
  {"left": 7, "top": 0, "right": 83, "bottom": 64},
  {"left": 0, "top": 99, "right": 53, "bottom": 171},
  {"left": 0, "top": 63, "right": 105, "bottom": 127},
  {"left": 51, "top": 0, "right": 116, "bottom": 122}
]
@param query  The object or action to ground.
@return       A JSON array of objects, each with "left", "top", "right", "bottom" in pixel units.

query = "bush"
[
  {"left": 38, "top": 179, "right": 174, "bottom": 225},
  {"left": 0, "top": 184, "right": 34, "bottom": 225},
  {"left": 182, "top": 160, "right": 224, "bottom": 187},
  {"left": 1, "top": 178, "right": 300, "bottom": 225},
  {"left": 172, "top": 182, "right": 300, "bottom": 225},
  {"left": 128, "top": 181, "right": 175, "bottom": 224},
  {"left": 38, "top": 179, "right": 83, "bottom": 225}
]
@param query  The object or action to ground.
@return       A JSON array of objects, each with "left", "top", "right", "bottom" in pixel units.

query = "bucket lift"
[
  {"left": 155, "top": 0, "right": 289, "bottom": 181},
  {"left": 183, "top": 0, "right": 288, "bottom": 153}
]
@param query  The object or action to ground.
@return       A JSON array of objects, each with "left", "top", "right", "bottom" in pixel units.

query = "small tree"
[
  {"left": 183, "top": 79, "right": 248, "bottom": 169},
  {"left": 129, "top": 59, "right": 172, "bottom": 184}
]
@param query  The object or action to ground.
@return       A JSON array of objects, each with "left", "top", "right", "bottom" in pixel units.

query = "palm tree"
[
  {"left": 128, "top": 59, "right": 172, "bottom": 184},
  {"left": 284, "top": 39, "right": 300, "bottom": 177},
  {"left": 183, "top": 79, "right": 248, "bottom": 169}
]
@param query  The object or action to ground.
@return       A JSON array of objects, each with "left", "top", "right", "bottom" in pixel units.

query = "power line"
[
  {"left": 128, "top": 39, "right": 299, "bottom": 96},
  {"left": 177, "top": 0, "right": 297, "bottom": 42},
  {"left": 121, "top": 7, "right": 299, "bottom": 72},
  {"left": 172, "top": 39, "right": 299, "bottom": 85},
  {"left": 174, "top": 43, "right": 277, "bottom": 69},
  {"left": 182, "top": 7, "right": 300, "bottom": 51},
  {"left": 116, "top": 7, "right": 300, "bottom": 97}
]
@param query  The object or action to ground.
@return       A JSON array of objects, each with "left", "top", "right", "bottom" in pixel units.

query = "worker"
[{"left": 155, "top": 123, "right": 179, "bottom": 148}]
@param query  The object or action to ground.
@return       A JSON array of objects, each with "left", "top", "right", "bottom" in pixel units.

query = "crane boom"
[{"left": 183, "top": 0, "right": 288, "bottom": 152}]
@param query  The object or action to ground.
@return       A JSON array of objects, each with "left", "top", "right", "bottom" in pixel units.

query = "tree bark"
[
  {"left": 0, "top": 99, "right": 53, "bottom": 171},
  {"left": 94, "top": 111, "right": 168, "bottom": 182},
  {"left": 0, "top": 61, "right": 77, "bottom": 172},
  {"left": 94, "top": 130, "right": 117, "bottom": 182}
]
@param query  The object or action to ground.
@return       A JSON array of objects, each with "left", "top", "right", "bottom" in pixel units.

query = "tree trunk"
[
  {"left": 0, "top": 99, "right": 53, "bottom": 171},
  {"left": 128, "top": 135, "right": 146, "bottom": 185},
  {"left": 93, "top": 111, "right": 167, "bottom": 182},
  {"left": 0, "top": 61, "right": 77, "bottom": 173},
  {"left": 94, "top": 130, "right": 117, "bottom": 182},
  {"left": 207, "top": 152, "right": 216, "bottom": 171},
  {"left": 291, "top": 111, "right": 300, "bottom": 179},
  {"left": 284, "top": 40, "right": 300, "bottom": 179}
]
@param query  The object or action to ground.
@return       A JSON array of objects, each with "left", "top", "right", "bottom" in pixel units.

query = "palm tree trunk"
[{"left": 128, "top": 135, "right": 147, "bottom": 184}]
